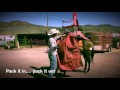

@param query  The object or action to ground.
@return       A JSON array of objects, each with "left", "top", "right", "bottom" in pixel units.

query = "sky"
[{"left": 0, "top": 12, "right": 120, "bottom": 27}]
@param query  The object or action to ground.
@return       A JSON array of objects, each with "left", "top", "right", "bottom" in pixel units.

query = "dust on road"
[{"left": 0, "top": 47, "right": 120, "bottom": 78}]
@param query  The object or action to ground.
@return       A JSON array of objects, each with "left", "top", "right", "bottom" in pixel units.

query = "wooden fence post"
[{"left": 30, "top": 38, "right": 32, "bottom": 48}]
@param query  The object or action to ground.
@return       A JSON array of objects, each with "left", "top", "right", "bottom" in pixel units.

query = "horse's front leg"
[
  {"left": 83, "top": 60, "right": 87, "bottom": 73},
  {"left": 87, "top": 61, "right": 90, "bottom": 72}
]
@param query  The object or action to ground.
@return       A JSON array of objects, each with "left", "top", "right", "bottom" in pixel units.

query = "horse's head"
[{"left": 83, "top": 40, "right": 93, "bottom": 51}]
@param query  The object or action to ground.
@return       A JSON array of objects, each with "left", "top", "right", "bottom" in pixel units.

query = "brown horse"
[
  {"left": 76, "top": 36, "right": 94, "bottom": 73},
  {"left": 82, "top": 40, "right": 94, "bottom": 73}
]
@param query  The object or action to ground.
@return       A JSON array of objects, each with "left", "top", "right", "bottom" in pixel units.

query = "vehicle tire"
[
  {"left": 110, "top": 46, "right": 112, "bottom": 51},
  {"left": 108, "top": 46, "right": 111, "bottom": 52}
]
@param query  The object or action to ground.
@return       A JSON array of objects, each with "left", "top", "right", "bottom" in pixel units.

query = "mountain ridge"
[{"left": 0, "top": 20, "right": 120, "bottom": 35}]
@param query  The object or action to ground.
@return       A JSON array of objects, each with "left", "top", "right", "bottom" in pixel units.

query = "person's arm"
[{"left": 55, "top": 34, "right": 66, "bottom": 40}]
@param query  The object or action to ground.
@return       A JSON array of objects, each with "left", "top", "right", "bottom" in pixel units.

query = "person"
[{"left": 47, "top": 28, "right": 65, "bottom": 78}]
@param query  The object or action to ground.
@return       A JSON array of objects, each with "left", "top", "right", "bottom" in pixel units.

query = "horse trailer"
[{"left": 85, "top": 32, "right": 113, "bottom": 52}]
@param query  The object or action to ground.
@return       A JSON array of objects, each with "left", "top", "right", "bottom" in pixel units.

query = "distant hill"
[
  {"left": 0, "top": 20, "right": 32, "bottom": 27},
  {"left": 82, "top": 24, "right": 120, "bottom": 34},
  {"left": 0, "top": 20, "right": 48, "bottom": 35},
  {"left": 0, "top": 20, "right": 120, "bottom": 35}
]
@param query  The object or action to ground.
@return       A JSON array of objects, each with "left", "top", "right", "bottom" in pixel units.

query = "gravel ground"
[{"left": 0, "top": 46, "right": 120, "bottom": 78}]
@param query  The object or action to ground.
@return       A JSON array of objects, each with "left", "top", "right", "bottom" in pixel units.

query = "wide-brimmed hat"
[{"left": 48, "top": 28, "right": 60, "bottom": 36}]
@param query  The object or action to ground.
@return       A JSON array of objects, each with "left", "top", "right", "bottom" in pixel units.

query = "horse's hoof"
[
  {"left": 60, "top": 71, "right": 66, "bottom": 75},
  {"left": 86, "top": 70, "right": 90, "bottom": 73},
  {"left": 83, "top": 70, "right": 86, "bottom": 73},
  {"left": 63, "top": 71, "right": 66, "bottom": 75}
]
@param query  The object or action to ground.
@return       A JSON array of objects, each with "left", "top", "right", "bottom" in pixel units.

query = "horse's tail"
[{"left": 91, "top": 47, "right": 94, "bottom": 65}]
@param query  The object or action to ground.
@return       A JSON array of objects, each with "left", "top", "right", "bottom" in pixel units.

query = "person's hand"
[{"left": 61, "top": 34, "right": 66, "bottom": 37}]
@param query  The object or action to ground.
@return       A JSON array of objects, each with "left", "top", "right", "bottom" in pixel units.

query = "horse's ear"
[
  {"left": 86, "top": 36, "right": 91, "bottom": 39},
  {"left": 88, "top": 37, "right": 91, "bottom": 39}
]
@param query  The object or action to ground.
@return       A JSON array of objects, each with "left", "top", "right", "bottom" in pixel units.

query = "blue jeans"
[{"left": 48, "top": 54, "right": 57, "bottom": 78}]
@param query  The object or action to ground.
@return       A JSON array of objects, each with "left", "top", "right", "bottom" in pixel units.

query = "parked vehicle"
[
  {"left": 0, "top": 35, "right": 15, "bottom": 49},
  {"left": 0, "top": 35, "right": 15, "bottom": 46},
  {"left": 112, "top": 33, "right": 120, "bottom": 49},
  {"left": 113, "top": 36, "right": 120, "bottom": 49}
]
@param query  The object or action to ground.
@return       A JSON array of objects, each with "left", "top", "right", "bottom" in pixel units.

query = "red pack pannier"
[{"left": 57, "top": 32, "right": 83, "bottom": 71}]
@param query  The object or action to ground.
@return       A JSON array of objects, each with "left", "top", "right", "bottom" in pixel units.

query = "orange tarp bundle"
[
  {"left": 57, "top": 32, "right": 83, "bottom": 71},
  {"left": 78, "top": 40, "right": 83, "bottom": 47}
]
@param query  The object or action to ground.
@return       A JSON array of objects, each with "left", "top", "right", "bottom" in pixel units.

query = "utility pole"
[
  {"left": 46, "top": 12, "right": 49, "bottom": 45},
  {"left": 62, "top": 20, "right": 63, "bottom": 27},
  {"left": 62, "top": 20, "right": 64, "bottom": 33},
  {"left": 46, "top": 12, "right": 48, "bottom": 32}
]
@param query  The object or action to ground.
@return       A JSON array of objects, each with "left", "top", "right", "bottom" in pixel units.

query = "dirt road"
[{"left": 0, "top": 47, "right": 120, "bottom": 78}]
